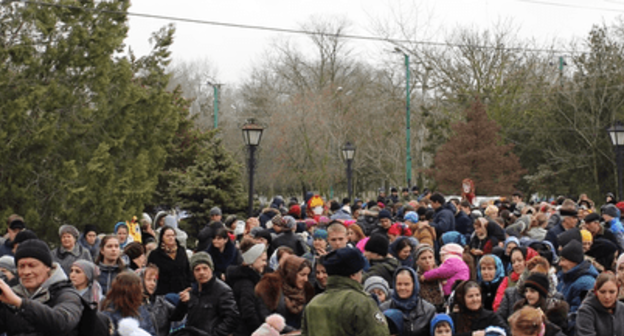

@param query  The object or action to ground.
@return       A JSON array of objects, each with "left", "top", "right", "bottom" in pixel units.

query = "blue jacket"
[
  {"left": 431, "top": 202, "right": 456, "bottom": 236},
  {"left": 545, "top": 223, "right": 566, "bottom": 251},
  {"left": 454, "top": 211, "right": 474, "bottom": 242},
  {"left": 557, "top": 259, "right": 598, "bottom": 314}
]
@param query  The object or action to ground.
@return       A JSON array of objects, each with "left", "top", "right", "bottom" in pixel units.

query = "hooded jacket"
[
  {"left": 77, "top": 234, "right": 101, "bottom": 260},
  {"left": 557, "top": 259, "right": 598, "bottom": 313},
  {"left": 380, "top": 267, "right": 436, "bottom": 336},
  {"left": 225, "top": 265, "right": 265, "bottom": 336},
  {"left": 363, "top": 257, "right": 400, "bottom": 289},
  {"left": 207, "top": 239, "right": 242, "bottom": 281},
  {"left": 576, "top": 291, "right": 624, "bottom": 336},
  {"left": 0, "top": 263, "right": 83, "bottom": 336},
  {"left": 423, "top": 255, "right": 470, "bottom": 296}
]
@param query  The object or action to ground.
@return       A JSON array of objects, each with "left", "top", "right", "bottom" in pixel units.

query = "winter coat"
[
  {"left": 196, "top": 221, "right": 225, "bottom": 252},
  {"left": 102, "top": 304, "right": 156, "bottom": 336},
  {"left": 226, "top": 265, "right": 265, "bottom": 336},
  {"left": 301, "top": 276, "right": 390, "bottom": 336},
  {"left": 255, "top": 271, "right": 315, "bottom": 331},
  {"left": 269, "top": 231, "right": 306, "bottom": 258},
  {"left": 0, "top": 239, "right": 13, "bottom": 258},
  {"left": 431, "top": 203, "right": 456, "bottom": 236},
  {"left": 77, "top": 234, "right": 101, "bottom": 260},
  {"left": 0, "top": 263, "right": 83, "bottom": 336},
  {"left": 363, "top": 257, "right": 400, "bottom": 289},
  {"left": 480, "top": 279, "right": 502, "bottom": 311},
  {"left": 557, "top": 259, "right": 598, "bottom": 314},
  {"left": 207, "top": 240, "right": 243, "bottom": 281},
  {"left": 416, "top": 267, "right": 445, "bottom": 309},
  {"left": 497, "top": 286, "right": 524, "bottom": 321},
  {"left": 576, "top": 291, "right": 624, "bottom": 336},
  {"left": 175, "top": 277, "right": 239, "bottom": 336},
  {"left": 357, "top": 214, "right": 380, "bottom": 237},
  {"left": 145, "top": 295, "right": 182, "bottom": 336},
  {"left": 147, "top": 246, "right": 191, "bottom": 296},
  {"left": 422, "top": 256, "right": 470, "bottom": 296},
  {"left": 259, "top": 208, "right": 280, "bottom": 229},
  {"left": 98, "top": 262, "right": 124, "bottom": 295},
  {"left": 450, "top": 308, "right": 508, "bottom": 336},
  {"left": 389, "top": 237, "right": 415, "bottom": 268},
  {"left": 412, "top": 225, "right": 436, "bottom": 248},
  {"left": 493, "top": 272, "right": 521, "bottom": 312},
  {"left": 51, "top": 243, "right": 92, "bottom": 276},
  {"left": 380, "top": 267, "right": 436, "bottom": 336}
]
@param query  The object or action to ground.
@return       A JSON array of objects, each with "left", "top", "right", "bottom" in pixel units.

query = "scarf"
[
  {"left": 280, "top": 256, "right": 308, "bottom": 315},
  {"left": 391, "top": 267, "right": 421, "bottom": 317},
  {"left": 161, "top": 241, "right": 177, "bottom": 256}
]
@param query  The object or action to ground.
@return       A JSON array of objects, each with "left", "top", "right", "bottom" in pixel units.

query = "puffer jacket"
[
  {"left": 576, "top": 291, "right": 624, "bottom": 336},
  {"left": 51, "top": 243, "right": 92, "bottom": 276},
  {"left": 422, "top": 256, "right": 470, "bottom": 296},
  {"left": 557, "top": 259, "right": 598, "bottom": 313},
  {"left": 0, "top": 263, "right": 83, "bottom": 336},
  {"left": 226, "top": 265, "right": 265, "bottom": 336},
  {"left": 176, "top": 277, "right": 239, "bottom": 336}
]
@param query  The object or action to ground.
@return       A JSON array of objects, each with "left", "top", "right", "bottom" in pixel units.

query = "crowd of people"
[{"left": 0, "top": 187, "right": 623, "bottom": 336}]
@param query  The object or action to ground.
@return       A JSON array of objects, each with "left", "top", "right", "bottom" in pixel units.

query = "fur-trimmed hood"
[{"left": 255, "top": 271, "right": 314, "bottom": 312}]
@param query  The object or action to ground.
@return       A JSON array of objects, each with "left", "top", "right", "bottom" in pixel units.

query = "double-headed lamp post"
[
  {"left": 608, "top": 121, "right": 624, "bottom": 200},
  {"left": 342, "top": 141, "right": 356, "bottom": 202},
  {"left": 242, "top": 119, "right": 265, "bottom": 217}
]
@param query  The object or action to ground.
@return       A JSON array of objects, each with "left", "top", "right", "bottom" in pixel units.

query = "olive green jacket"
[{"left": 301, "top": 276, "right": 390, "bottom": 336}]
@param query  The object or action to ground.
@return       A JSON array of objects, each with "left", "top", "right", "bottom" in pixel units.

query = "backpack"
[{"left": 78, "top": 296, "right": 112, "bottom": 336}]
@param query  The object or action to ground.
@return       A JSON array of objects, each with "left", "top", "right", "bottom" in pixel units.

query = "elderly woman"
[
  {"left": 51, "top": 224, "right": 92, "bottom": 275},
  {"left": 450, "top": 280, "right": 508, "bottom": 336},
  {"left": 256, "top": 255, "right": 314, "bottom": 331},
  {"left": 380, "top": 266, "right": 436, "bottom": 336},
  {"left": 577, "top": 272, "right": 624, "bottom": 336},
  {"left": 70, "top": 259, "right": 103, "bottom": 304}
]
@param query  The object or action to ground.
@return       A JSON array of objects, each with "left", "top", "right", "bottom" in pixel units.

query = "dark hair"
[
  {"left": 430, "top": 192, "right": 445, "bottom": 205},
  {"left": 460, "top": 200, "right": 472, "bottom": 209},
  {"left": 239, "top": 238, "right": 256, "bottom": 253},
  {"left": 213, "top": 228, "right": 229, "bottom": 240},
  {"left": 449, "top": 198, "right": 460, "bottom": 206},
  {"left": 95, "top": 235, "right": 125, "bottom": 269},
  {"left": 394, "top": 238, "right": 412, "bottom": 256},
  {"left": 101, "top": 272, "right": 143, "bottom": 317},
  {"left": 424, "top": 209, "right": 435, "bottom": 221},
  {"left": 276, "top": 246, "right": 294, "bottom": 262}
]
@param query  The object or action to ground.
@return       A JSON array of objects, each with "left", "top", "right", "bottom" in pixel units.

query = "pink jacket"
[{"left": 422, "top": 256, "right": 470, "bottom": 295}]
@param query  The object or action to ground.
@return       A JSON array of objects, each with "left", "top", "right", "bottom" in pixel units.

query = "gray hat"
[
  {"left": 282, "top": 216, "right": 296, "bottom": 230},
  {"left": 0, "top": 256, "right": 16, "bottom": 274},
  {"left": 363, "top": 275, "right": 390, "bottom": 297},
  {"left": 210, "top": 207, "right": 222, "bottom": 216},
  {"left": 603, "top": 204, "right": 619, "bottom": 219},
  {"left": 190, "top": 252, "right": 214, "bottom": 271},
  {"left": 59, "top": 224, "right": 80, "bottom": 239}
]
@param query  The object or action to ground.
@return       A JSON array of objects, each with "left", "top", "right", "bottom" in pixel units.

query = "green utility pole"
[
  {"left": 208, "top": 81, "right": 222, "bottom": 129},
  {"left": 559, "top": 56, "right": 564, "bottom": 88},
  {"left": 404, "top": 53, "right": 412, "bottom": 188}
]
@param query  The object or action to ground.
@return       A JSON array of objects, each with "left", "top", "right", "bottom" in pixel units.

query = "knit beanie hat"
[
  {"left": 72, "top": 259, "right": 100, "bottom": 283},
  {"left": 124, "top": 242, "right": 145, "bottom": 260},
  {"left": 282, "top": 216, "right": 296, "bottom": 230},
  {"left": 365, "top": 234, "right": 389, "bottom": 256},
  {"left": 59, "top": 224, "right": 80, "bottom": 239},
  {"left": 430, "top": 313, "right": 455, "bottom": 336},
  {"left": 322, "top": 247, "right": 366, "bottom": 277},
  {"left": 414, "top": 244, "right": 435, "bottom": 259},
  {"left": 253, "top": 229, "right": 273, "bottom": 246},
  {"left": 312, "top": 229, "right": 328, "bottom": 240},
  {"left": 404, "top": 211, "right": 419, "bottom": 223},
  {"left": 190, "top": 252, "right": 214, "bottom": 271},
  {"left": 378, "top": 209, "right": 392, "bottom": 220},
  {"left": 560, "top": 240, "right": 584, "bottom": 265},
  {"left": 242, "top": 243, "right": 266, "bottom": 265},
  {"left": 15, "top": 239, "right": 52, "bottom": 268},
  {"left": 603, "top": 204, "right": 619, "bottom": 218},
  {"left": 580, "top": 229, "right": 593, "bottom": 243},
  {"left": 13, "top": 230, "right": 38, "bottom": 245},
  {"left": 209, "top": 207, "right": 222, "bottom": 216},
  {"left": 363, "top": 276, "right": 390, "bottom": 297},
  {"left": 0, "top": 256, "right": 16, "bottom": 274},
  {"left": 523, "top": 272, "right": 549, "bottom": 298},
  {"left": 83, "top": 224, "right": 98, "bottom": 235},
  {"left": 557, "top": 228, "right": 581, "bottom": 248}
]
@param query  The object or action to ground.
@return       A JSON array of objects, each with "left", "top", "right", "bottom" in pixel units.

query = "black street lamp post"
[
  {"left": 342, "top": 142, "right": 356, "bottom": 202},
  {"left": 242, "top": 119, "right": 265, "bottom": 217},
  {"left": 608, "top": 121, "right": 624, "bottom": 200}
]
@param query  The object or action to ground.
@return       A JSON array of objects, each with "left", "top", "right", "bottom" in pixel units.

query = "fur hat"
[
  {"left": 323, "top": 247, "right": 366, "bottom": 277},
  {"left": 83, "top": 224, "right": 98, "bottom": 235},
  {"left": 58, "top": 224, "right": 80, "bottom": 239}
]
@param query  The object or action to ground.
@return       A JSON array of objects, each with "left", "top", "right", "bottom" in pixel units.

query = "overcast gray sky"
[{"left": 124, "top": 0, "right": 624, "bottom": 85}]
